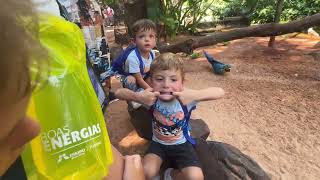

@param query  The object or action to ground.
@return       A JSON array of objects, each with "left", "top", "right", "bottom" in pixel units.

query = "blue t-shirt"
[
  {"left": 150, "top": 98, "right": 197, "bottom": 145},
  {"left": 124, "top": 50, "right": 155, "bottom": 78}
]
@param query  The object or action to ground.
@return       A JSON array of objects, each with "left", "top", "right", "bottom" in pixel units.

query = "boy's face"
[
  {"left": 151, "top": 69, "right": 183, "bottom": 102},
  {"left": 0, "top": 94, "right": 40, "bottom": 175},
  {"left": 134, "top": 29, "right": 156, "bottom": 54}
]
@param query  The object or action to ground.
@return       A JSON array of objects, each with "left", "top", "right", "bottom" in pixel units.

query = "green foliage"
[
  {"left": 153, "top": 0, "right": 320, "bottom": 37},
  {"left": 159, "top": 0, "right": 213, "bottom": 36},
  {"left": 100, "top": 0, "right": 117, "bottom": 6},
  {"left": 212, "top": 0, "right": 320, "bottom": 24},
  {"left": 211, "top": 0, "right": 258, "bottom": 19},
  {"left": 190, "top": 52, "right": 200, "bottom": 59},
  {"left": 251, "top": 0, "right": 276, "bottom": 24},
  {"left": 281, "top": 0, "right": 320, "bottom": 21}
]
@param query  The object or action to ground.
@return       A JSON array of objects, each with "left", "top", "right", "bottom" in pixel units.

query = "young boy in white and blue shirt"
[{"left": 122, "top": 19, "right": 156, "bottom": 92}]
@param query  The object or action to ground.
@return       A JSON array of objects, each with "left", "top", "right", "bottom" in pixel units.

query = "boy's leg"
[
  {"left": 143, "top": 153, "right": 162, "bottom": 180},
  {"left": 122, "top": 75, "right": 144, "bottom": 108},
  {"left": 143, "top": 141, "right": 165, "bottom": 180},
  {"left": 180, "top": 166, "right": 203, "bottom": 180},
  {"left": 123, "top": 75, "right": 143, "bottom": 92},
  {"left": 144, "top": 76, "right": 152, "bottom": 87}
]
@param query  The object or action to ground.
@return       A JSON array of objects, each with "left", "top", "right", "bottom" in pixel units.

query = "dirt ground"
[{"left": 104, "top": 35, "right": 320, "bottom": 179}]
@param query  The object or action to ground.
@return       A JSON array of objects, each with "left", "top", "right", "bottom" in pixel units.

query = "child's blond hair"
[
  {"left": 131, "top": 19, "right": 156, "bottom": 38},
  {"left": 150, "top": 53, "right": 185, "bottom": 81}
]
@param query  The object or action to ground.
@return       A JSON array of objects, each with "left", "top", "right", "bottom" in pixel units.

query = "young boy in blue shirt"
[
  {"left": 122, "top": 19, "right": 157, "bottom": 92},
  {"left": 115, "top": 53, "right": 225, "bottom": 180}
]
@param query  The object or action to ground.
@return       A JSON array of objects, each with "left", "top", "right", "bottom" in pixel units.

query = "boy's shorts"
[{"left": 146, "top": 141, "right": 201, "bottom": 169}]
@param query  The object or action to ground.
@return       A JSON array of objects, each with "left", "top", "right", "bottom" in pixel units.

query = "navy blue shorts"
[{"left": 146, "top": 141, "right": 201, "bottom": 169}]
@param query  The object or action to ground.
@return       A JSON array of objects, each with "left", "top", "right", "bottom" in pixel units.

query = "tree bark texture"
[
  {"left": 268, "top": 0, "right": 285, "bottom": 47},
  {"left": 158, "top": 13, "right": 320, "bottom": 54},
  {"left": 123, "top": 0, "right": 147, "bottom": 37}
]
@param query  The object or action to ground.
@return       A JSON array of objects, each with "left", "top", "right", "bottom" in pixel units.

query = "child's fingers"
[
  {"left": 145, "top": 88, "right": 153, "bottom": 92},
  {"left": 172, "top": 92, "right": 181, "bottom": 97},
  {"left": 153, "top": 91, "right": 160, "bottom": 97}
]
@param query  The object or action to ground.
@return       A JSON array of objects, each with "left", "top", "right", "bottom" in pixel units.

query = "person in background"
[
  {"left": 120, "top": 19, "right": 157, "bottom": 110},
  {"left": 94, "top": 11, "right": 103, "bottom": 37},
  {"left": 0, "top": 1, "right": 144, "bottom": 179},
  {"left": 80, "top": 12, "right": 94, "bottom": 27},
  {"left": 105, "top": 5, "right": 114, "bottom": 26}
]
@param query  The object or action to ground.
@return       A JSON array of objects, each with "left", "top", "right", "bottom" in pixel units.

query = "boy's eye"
[{"left": 171, "top": 79, "right": 177, "bottom": 82}]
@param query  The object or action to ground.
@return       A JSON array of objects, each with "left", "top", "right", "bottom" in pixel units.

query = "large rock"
[
  {"left": 127, "top": 105, "right": 210, "bottom": 141},
  {"left": 190, "top": 119, "right": 210, "bottom": 140},
  {"left": 127, "top": 105, "right": 269, "bottom": 180},
  {"left": 195, "top": 139, "right": 270, "bottom": 180},
  {"left": 127, "top": 104, "right": 153, "bottom": 140}
]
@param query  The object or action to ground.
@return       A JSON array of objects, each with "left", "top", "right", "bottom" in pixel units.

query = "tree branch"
[{"left": 158, "top": 13, "right": 320, "bottom": 54}]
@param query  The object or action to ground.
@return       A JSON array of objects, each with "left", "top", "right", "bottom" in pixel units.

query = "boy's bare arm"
[
  {"left": 133, "top": 73, "right": 151, "bottom": 89},
  {"left": 173, "top": 87, "right": 225, "bottom": 105},
  {"left": 115, "top": 88, "right": 159, "bottom": 106}
]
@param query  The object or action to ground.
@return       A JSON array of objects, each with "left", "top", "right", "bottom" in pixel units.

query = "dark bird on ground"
[{"left": 203, "top": 51, "right": 231, "bottom": 75}]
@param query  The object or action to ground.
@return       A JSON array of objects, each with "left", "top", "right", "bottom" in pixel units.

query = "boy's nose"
[{"left": 163, "top": 79, "right": 170, "bottom": 88}]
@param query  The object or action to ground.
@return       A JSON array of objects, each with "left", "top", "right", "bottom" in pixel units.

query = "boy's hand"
[
  {"left": 172, "top": 88, "right": 197, "bottom": 105},
  {"left": 137, "top": 88, "right": 159, "bottom": 106}
]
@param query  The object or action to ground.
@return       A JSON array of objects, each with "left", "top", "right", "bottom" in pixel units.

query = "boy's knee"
[
  {"left": 123, "top": 76, "right": 138, "bottom": 90},
  {"left": 182, "top": 167, "right": 204, "bottom": 180},
  {"left": 126, "top": 76, "right": 136, "bottom": 84},
  {"left": 143, "top": 164, "right": 158, "bottom": 179}
]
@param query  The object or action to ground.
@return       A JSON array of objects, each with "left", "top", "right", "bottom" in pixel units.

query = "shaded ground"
[{"left": 104, "top": 36, "right": 320, "bottom": 179}]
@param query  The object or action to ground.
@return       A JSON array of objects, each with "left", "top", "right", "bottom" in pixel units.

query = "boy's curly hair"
[
  {"left": 0, "top": 0, "right": 46, "bottom": 101},
  {"left": 131, "top": 19, "right": 156, "bottom": 38},
  {"left": 150, "top": 53, "right": 185, "bottom": 81}
]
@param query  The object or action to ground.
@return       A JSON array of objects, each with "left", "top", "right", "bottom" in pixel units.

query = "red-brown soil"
[{"left": 105, "top": 36, "right": 320, "bottom": 179}]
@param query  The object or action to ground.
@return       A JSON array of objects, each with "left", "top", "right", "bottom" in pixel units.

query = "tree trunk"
[
  {"left": 268, "top": 0, "right": 285, "bottom": 48},
  {"left": 123, "top": 0, "right": 147, "bottom": 37},
  {"left": 158, "top": 13, "right": 320, "bottom": 54}
]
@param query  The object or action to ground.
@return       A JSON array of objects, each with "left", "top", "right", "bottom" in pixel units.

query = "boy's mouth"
[
  {"left": 159, "top": 92, "right": 175, "bottom": 101},
  {"left": 160, "top": 92, "right": 173, "bottom": 95}
]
